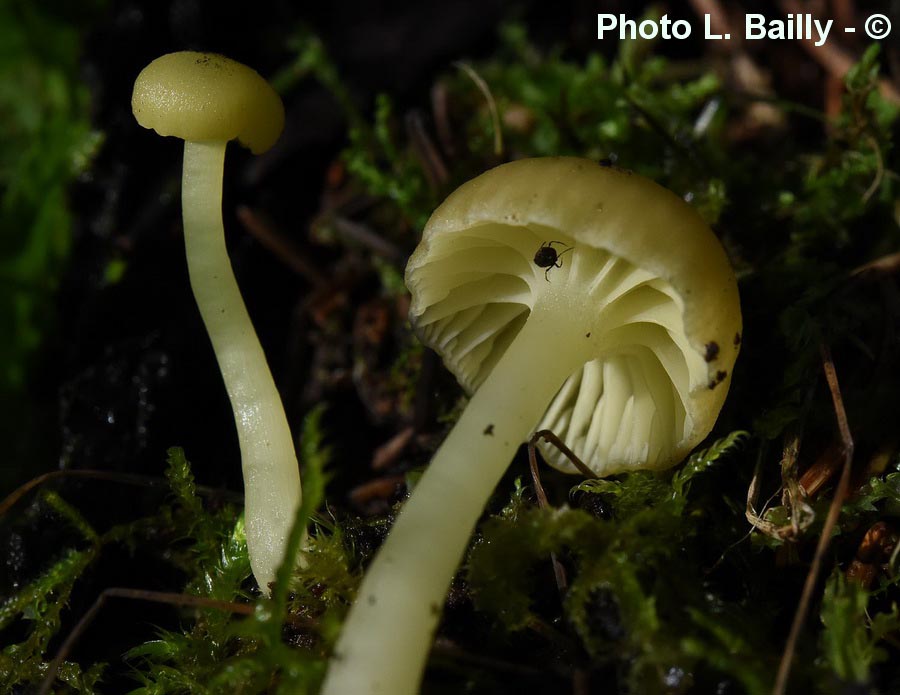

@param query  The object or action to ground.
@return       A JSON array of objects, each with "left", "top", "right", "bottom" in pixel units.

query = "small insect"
[{"left": 533, "top": 240, "right": 572, "bottom": 281}]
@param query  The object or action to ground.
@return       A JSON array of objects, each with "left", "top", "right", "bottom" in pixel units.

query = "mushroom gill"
[{"left": 407, "top": 224, "right": 708, "bottom": 475}]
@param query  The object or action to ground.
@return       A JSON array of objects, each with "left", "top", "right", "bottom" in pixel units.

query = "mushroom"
[
  {"left": 322, "top": 157, "right": 742, "bottom": 695},
  {"left": 132, "top": 52, "right": 298, "bottom": 593}
]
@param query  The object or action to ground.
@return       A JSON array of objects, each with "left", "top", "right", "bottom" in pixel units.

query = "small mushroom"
[
  {"left": 322, "top": 158, "right": 742, "bottom": 695},
  {"left": 132, "top": 52, "right": 298, "bottom": 594}
]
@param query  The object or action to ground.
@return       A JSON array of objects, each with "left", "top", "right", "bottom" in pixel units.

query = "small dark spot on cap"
[
  {"left": 704, "top": 341, "right": 719, "bottom": 362},
  {"left": 483, "top": 424, "right": 494, "bottom": 436},
  {"left": 586, "top": 332, "right": 592, "bottom": 338},
  {"left": 367, "top": 595, "right": 376, "bottom": 606},
  {"left": 708, "top": 370, "right": 727, "bottom": 390},
  {"left": 430, "top": 602, "right": 441, "bottom": 616},
  {"left": 734, "top": 332, "right": 742, "bottom": 346}
]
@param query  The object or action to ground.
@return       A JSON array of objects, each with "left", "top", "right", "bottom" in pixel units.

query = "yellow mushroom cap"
[
  {"left": 406, "top": 157, "right": 742, "bottom": 476},
  {"left": 132, "top": 51, "right": 284, "bottom": 154}
]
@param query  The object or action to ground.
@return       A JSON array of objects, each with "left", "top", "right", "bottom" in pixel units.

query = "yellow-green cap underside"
[
  {"left": 132, "top": 51, "right": 284, "bottom": 154},
  {"left": 406, "top": 158, "right": 743, "bottom": 474}
]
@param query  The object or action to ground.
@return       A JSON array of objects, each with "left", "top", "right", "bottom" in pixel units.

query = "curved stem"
[
  {"left": 322, "top": 303, "right": 591, "bottom": 695},
  {"left": 181, "top": 141, "right": 302, "bottom": 593}
]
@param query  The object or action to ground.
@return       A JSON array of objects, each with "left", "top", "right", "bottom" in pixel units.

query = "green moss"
[
  {"left": 819, "top": 572, "right": 900, "bottom": 687},
  {"left": 0, "top": 1, "right": 104, "bottom": 394},
  {"left": 128, "top": 408, "right": 339, "bottom": 694},
  {"left": 468, "top": 433, "right": 766, "bottom": 693}
]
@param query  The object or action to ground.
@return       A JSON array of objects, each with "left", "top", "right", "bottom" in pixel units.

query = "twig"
[
  {"left": 406, "top": 110, "right": 449, "bottom": 190},
  {"left": 778, "top": 0, "right": 900, "bottom": 104},
  {"left": 454, "top": 61, "right": 503, "bottom": 156},
  {"left": 430, "top": 81, "right": 456, "bottom": 158},
  {"left": 530, "top": 430, "right": 596, "bottom": 479},
  {"left": 236, "top": 206, "right": 326, "bottom": 286},
  {"left": 349, "top": 475, "right": 406, "bottom": 507},
  {"left": 372, "top": 426, "right": 416, "bottom": 470},
  {"left": 850, "top": 251, "right": 900, "bottom": 277},
  {"left": 687, "top": 0, "right": 732, "bottom": 42},
  {"left": 527, "top": 440, "right": 552, "bottom": 510},
  {"left": 431, "top": 637, "right": 550, "bottom": 678},
  {"left": 832, "top": 0, "right": 859, "bottom": 37},
  {"left": 39, "top": 587, "right": 316, "bottom": 694},
  {"left": 773, "top": 342, "right": 855, "bottom": 695},
  {"left": 528, "top": 434, "right": 568, "bottom": 594},
  {"left": 331, "top": 216, "right": 406, "bottom": 265},
  {"left": 862, "top": 134, "right": 885, "bottom": 203},
  {"left": 0, "top": 469, "right": 241, "bottom": 518}
]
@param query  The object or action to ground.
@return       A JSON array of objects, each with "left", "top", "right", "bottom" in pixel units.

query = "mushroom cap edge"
[
  {"left": 131, "top": 51, "right": 284, "bottom": 154},
  {"left": 405, "top": 157, "right": 743, "bottom": 469}
]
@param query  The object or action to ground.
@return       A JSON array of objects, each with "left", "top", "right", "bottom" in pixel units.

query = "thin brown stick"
[
  {"left": 862, "top": 135, "right": 885, "bottom": 203},
  {"left": 687, "top": 0, "right": 733, "bottom": 42},
  {"left": 527, "top": 441, "right": 552, "bottom": 510},
  {"left": 331, "top": 216, "right": 406, "bottom": 264},
  {"left": 851, "top": 251, "right": 900, "bottom": 277},
  {"left": 832, "top": 0, "right": 859, "bottom": 35},
  {"left": 406, "top": 110, "right": 450, "bottom": 190},
  {"left": 530, "top": 430, "right": 596, "bottom": 479},
  {"left": 371, "top": 426, "right": 416, "bottom": 470},
  {"left": 745, "top": 444, "right": 768, "bottom": 526},
  {"left": 431, "top": 637, "right": 549, "bottom": 678},
  {"left": 778, "top": 0, "right": 900, "bottom": 104},
  {"left": 773, "top": 343, "right": 855, "bottom": 695},
  {"left": 39, "top": 587, "right": 316, "bottom": 695},
  {"left": 349, "top": 475, "right": 406, "bottom": 506},
  {"left": 821, "top": 343, "right": 854, "bottom": 450},
  {"left": 430, "top": 81, "right": 456, "bottom": 158},
  {"left": 454, "top": 61, "right": 503, "bottom": 156},
  {"left": 0, "top": 469, "right": 241, "bottom": 518},
  {"left": 236, "top": 206, "right": 327, "bottom": 286},
  {"left": 528, "top": 435, "right": 568, "bottom": 593}
]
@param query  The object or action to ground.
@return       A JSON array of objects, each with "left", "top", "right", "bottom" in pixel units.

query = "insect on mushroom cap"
[
  {"left": 405, "top": 157, "right": 742, "bottom": 476},
  {"left": 132, "top": 51, "right": 284, "bottom": 154}
]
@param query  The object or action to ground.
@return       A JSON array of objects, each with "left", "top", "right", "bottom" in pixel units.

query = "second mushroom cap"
[
  {"left": 405, "top": 157, "right": 742, "bottom": 476},
  {"left": 132, "top": 51, "right": 284, "bottom": 154}
]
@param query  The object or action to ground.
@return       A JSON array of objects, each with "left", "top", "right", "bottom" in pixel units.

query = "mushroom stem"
[
  {"left": 322, "top": 302, "right": 592, "bottom": 695},
  {"left": 181, "top": 140, "right": 302, "bottom": 593}
]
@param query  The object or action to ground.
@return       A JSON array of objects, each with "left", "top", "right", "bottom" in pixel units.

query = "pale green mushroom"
[
  {"left": 132, "top": 52, "right": 298, "bottom": 594},
  {"left": 322, "top": 157, "right": 742, "bottom": 695}
]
